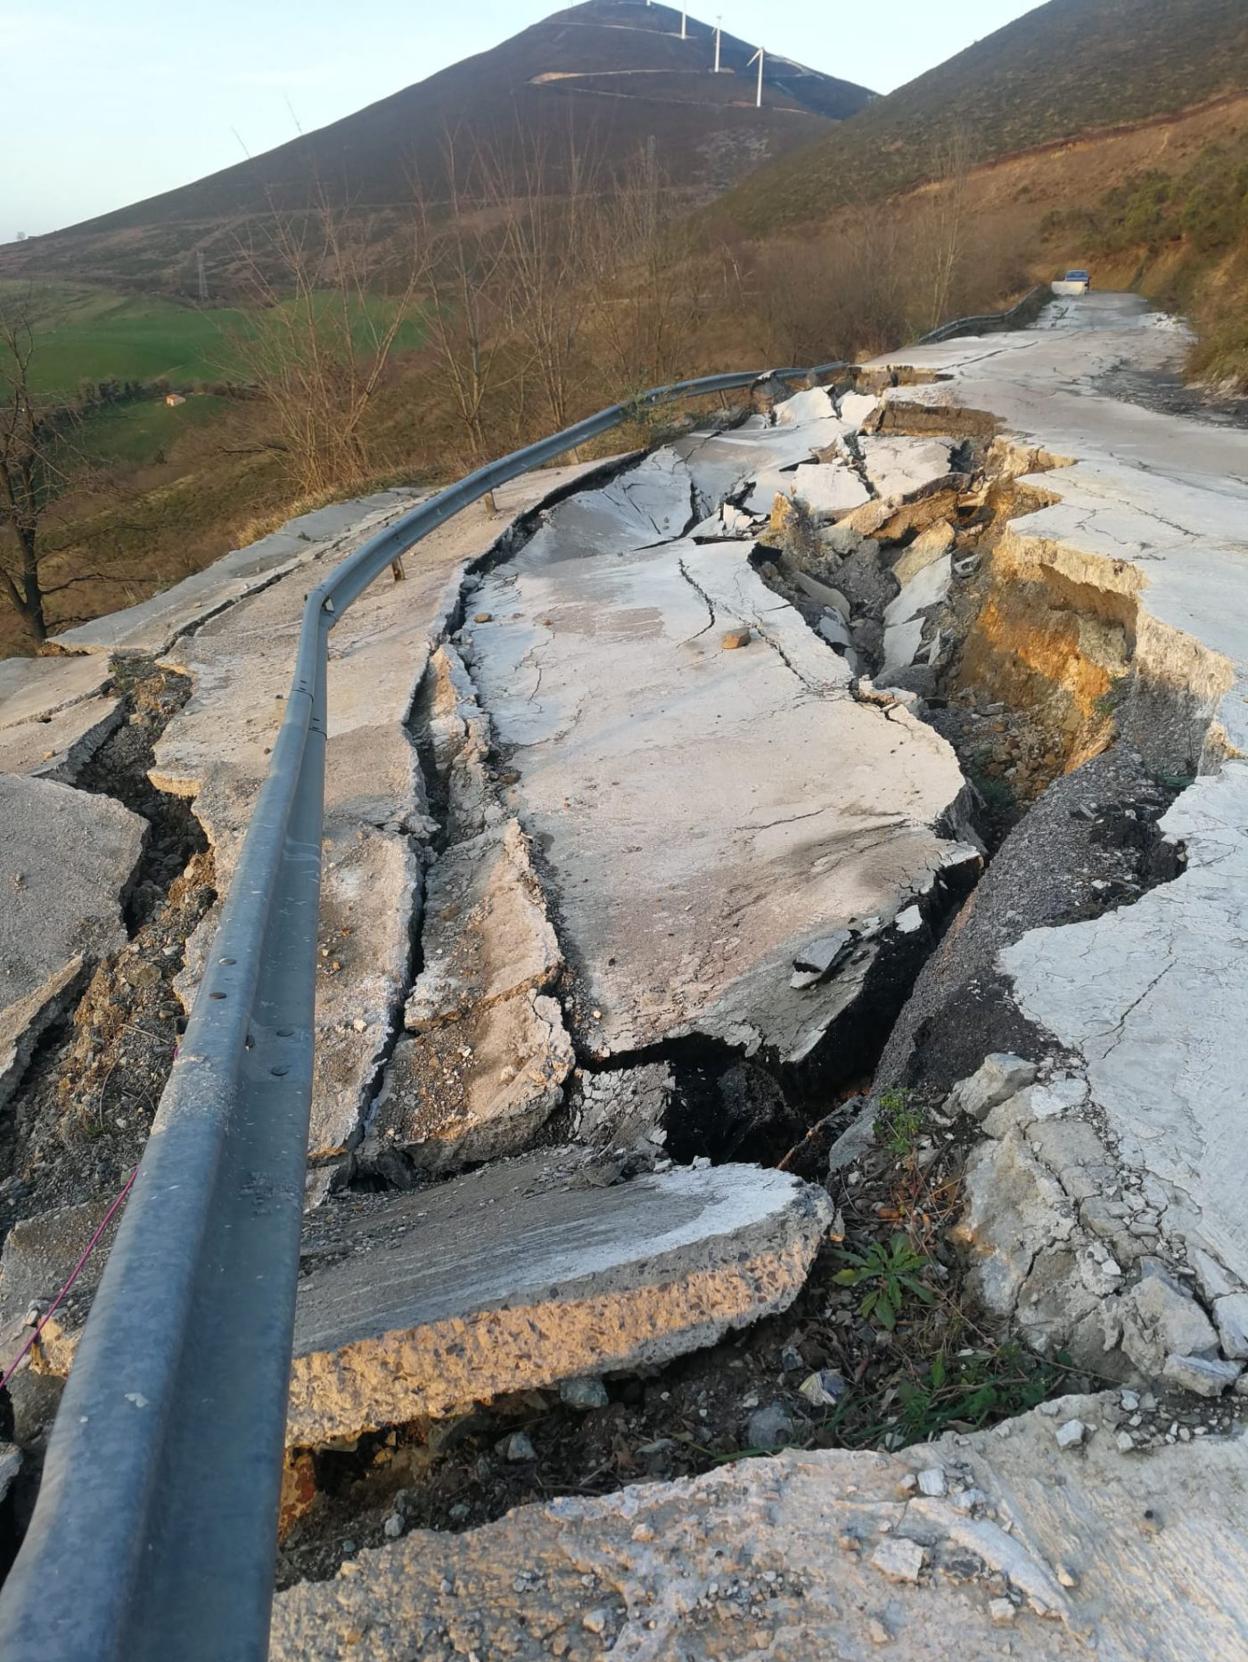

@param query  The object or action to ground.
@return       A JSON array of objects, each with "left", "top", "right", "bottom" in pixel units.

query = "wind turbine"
[
  {"left": 680, "top": 7, "right": 688, "bottom": 39},
  {"left": 748, "top": 45, "right": 765, "bottom": 108},
  {"left": 714, "top": 15, "right": 723, "bottom": 71}
]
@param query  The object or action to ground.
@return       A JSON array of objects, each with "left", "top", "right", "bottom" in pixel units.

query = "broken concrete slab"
[
  {"left": 363, "top": 650, "right": 572, "bottom": 1173},
  {"left": 840, "top": 389, "right": 881, "bottom": 430},
  {"left": 859, "top": 436, "right": 956, "bottom": 501},
  {"left": 572, "top": 1063, "right": 673, "bottom": 1152},
  {"left": 1003, "top": 764, "right": 1248, "bottom": 1293},
  {"left": 0, "top": 693, "right": 123, "bottom": 782},
  {"left": 520, "top": 447, "right": 694, "bottom": 559},
  {"left": 785, "top": 461, "right": 871, "bottom": 519},
  {"left": 0, "top": 1196, "right": 125, "bottom": 1379},
  {"left": 673, "top": 402, "right": 851, "bottom": 508},
  {"left": 271, "top": 1391, "right": 1248, "bottom": 1661},
  {"left": 893, "top": 519, "right": 956, "bottom": 588},
  {"left": 286, "top": 1154, "right": 832, "bottom": 1446},
  {"left": 403, "top": 821, "right": 560, "bottom": 1034},
  {"left": 0, "top": 653, "right": 112, "bottom": 729},
  {"left": 54, "top": 490, "right": 424, "bottom": 658},
  {"left": 0, "top": 774, "right": 145, "bottom": 1110},
  {"left": 373, "top": 990, "right": 573, "bottom": 1174},
  {"left": 150, "top": 463, "right": 614, "bottom": 1159},
  {"left": 467, "top": 496, "right": 976, "bottom": 1067}
]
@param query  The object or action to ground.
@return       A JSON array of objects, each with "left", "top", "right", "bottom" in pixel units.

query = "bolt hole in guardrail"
[{"left": 0, "top": 363, "right": 846, "bottom": 1662}]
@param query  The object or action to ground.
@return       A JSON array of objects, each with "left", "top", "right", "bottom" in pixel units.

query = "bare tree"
[
  {"left": 231, "top": 195, "right": 430, "bottom": 498},
  {"left": 0, "top": 302, "right": 87, "bottom": 647},
  {"left": 491, "top": 133, "right": 602, "bottom": 434},
  {"left": 419, "top": 137, "right": 517, "bottom": 490},
  {"left": 588, "top": 143, "right": 709, "bottom": 392},
  {"left": 915, "top": 126, "right": 974, "bottom": 333}
]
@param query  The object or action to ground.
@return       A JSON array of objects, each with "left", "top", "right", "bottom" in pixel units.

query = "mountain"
[
  {"left": 718, "top": 0, "right": 1248, "bottom": 234},
  {"left": 0, "top": 1, "right": 873, "bottom": 294}
]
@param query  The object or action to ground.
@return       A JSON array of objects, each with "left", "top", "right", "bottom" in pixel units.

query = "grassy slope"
[
  {"left": 0, "top": 283, "right": 244, "bottom": 393},
  {"left": 719, "top": 0, "right": 1248, "bottom": 235},
  {"left": 0, "top": 280, "right": 426, "bottom": 397}
]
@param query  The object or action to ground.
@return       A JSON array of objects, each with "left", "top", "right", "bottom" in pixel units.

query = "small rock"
[
  {"left": 988, "top": 1598, "right": 1016, "bottom": 1626},
  {"left": 1054, "top": 1418, "right": 1088, "bottom": 1449},
  {"left": 1120, "top": 1274, "right": 1218, "bottom": 1376},
  {"left": 503, "top": 1431, "right": 536, "bottom": 1462},
  {"left": 946, "top": 1054, "right": 1038, "bottom": 1121},
  {"left": 474, "top": 612, "right": 493, "bottom": 624},
  {"left": 581, "top": 1610, "right": 608, "bottom": 1635},
  {"left": 721, "top": 627, "right": 752, "bottom": 650},
  {"left": 1116, "top": 1431, "right": 1135, "bottom": 1453},
  {"left": 917, "top": 1467, "right": 947, "bottom": 1498},
  {"left": 870, "top": 1536, "right": 926, "bottom": 1584},
  {"left": 868, "top": 1615, "right": 892, "bottom": 1644},
  {"left": 1162, "top": 1353, "right": 1243, "bottom": 1397},
  {"left": 747, "top": 1402, "right": 795, "bottom": 1452},
  {"left": 560, "top": 1377, "right": 609, "bottom": 1411},
  {"left": 798, "top": 1369, "right": 848, "bottom": 1408},
  {"left": 382, "top": 1513, "right": 404, "bottom": 1540}
]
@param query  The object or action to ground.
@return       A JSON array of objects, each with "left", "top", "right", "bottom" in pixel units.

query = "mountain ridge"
[{"left": 0, "top": 1, "right": 872, "bottom": 293}]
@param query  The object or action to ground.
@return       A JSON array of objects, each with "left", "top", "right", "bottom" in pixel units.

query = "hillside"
[
  {"left": 0, "top": 1, "right": 872, "bottom": 295},
  {"left": 719, "top": 0, "right": 1248, "bottom": 234}
]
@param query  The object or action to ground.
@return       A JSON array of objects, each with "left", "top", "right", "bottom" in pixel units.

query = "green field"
[
  {"left": 0, "top": 280, "right": 426, "bottom": 398},
  {"left": 74, "top": 394, "right": 237, "bottom": 467}
]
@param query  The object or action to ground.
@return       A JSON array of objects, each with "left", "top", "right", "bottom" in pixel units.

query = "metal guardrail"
[
  {"left": 917, "top": 283, "right": 1054, "bottom": 346},
  {"left": 0, "top": 362, "right": 843, "bottom": 1662}
]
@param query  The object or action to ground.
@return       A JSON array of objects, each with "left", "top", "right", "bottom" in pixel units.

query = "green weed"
[
  {"left": 874, "top": 1088, "right": 923, "bottom": 1159},
  {"left": 834, "top": 1233, "right": 936, "bottom": 1330}
]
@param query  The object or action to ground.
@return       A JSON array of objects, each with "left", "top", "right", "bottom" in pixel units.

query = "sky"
[{"left": 0, "top": 0, "right": 1043, "bottom": 242}]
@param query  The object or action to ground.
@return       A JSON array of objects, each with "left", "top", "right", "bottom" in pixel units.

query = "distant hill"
[
  {"left": 719, "top": 0, "right": 1248, "bottom": 234},
  {"left": 0, "top": 1, "right": 873, "bottom": 294}
]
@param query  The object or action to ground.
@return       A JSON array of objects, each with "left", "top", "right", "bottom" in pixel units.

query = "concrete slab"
[
  {"left": 151, "top": 462, "right": 613, "bottom": 1159},
  {"left": 674, "top": 403, "right": 851, "bottom": 508},
  {"left": 859, "top": 436, "right": 957, "bottom": 501},
  {"left": 54, "top": 490, "right": 424, "bottom": 658},
  {"left": 0, "top": 775, "right": 145, "bottom": 1110},
  {"left": 0, "top": 654, "right": 112, "bottom": 729},
  {"left": 467, "top": 493, "right": 974, "bottom": 1065},
  {"left": 272, "top": 1391, "right": 1248, "bottom": 1661},
  {"left": 787, "top": 460, "right": 872, "bottom": 518},
  {"left": 370, "top": 816, "right": 570, "bottom": 1172},
  {"left": 0, "top": 1197, "right": 123, "bottom": 1376},
  {"left": 0, "top": 694, "right": 123, "bottom": 782},
  {"left": 287, "top": 1154, "right": 832, "bottom": 1445}
]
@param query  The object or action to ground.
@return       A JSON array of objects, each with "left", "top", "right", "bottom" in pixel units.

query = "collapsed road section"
[{"left": 6, "top": 296, "right": 1248, "bottom": 1658}]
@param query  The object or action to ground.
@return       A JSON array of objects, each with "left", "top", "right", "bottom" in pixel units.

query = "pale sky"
[{"left": 0, "top": 0, "right": 1043, "bottom": 243}]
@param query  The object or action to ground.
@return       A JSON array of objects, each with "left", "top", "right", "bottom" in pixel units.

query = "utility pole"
[{"left": 748, "top": 45, "right": 765, "bottom": 108}]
